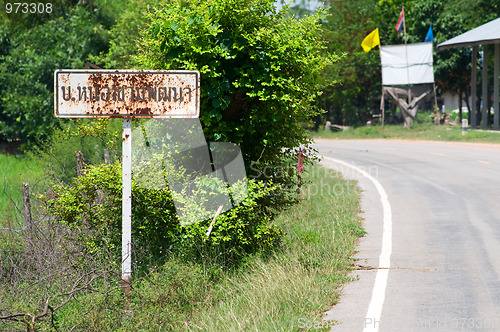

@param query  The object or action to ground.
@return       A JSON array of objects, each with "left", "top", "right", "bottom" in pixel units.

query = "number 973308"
[{"left": 5, "top": 3, "right": 53, "bottom": 14}]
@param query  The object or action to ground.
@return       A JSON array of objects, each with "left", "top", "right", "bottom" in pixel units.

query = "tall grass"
[
  {"left": 0, "top": 154, "right": 46, "bottom": 228},
  {"left": 179, "top": 165, "right": 365, "bottom": 331}
]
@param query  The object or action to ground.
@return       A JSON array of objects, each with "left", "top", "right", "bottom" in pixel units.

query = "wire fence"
[{"left": 0, "top": 216, "right": 55, "bottom": 234}]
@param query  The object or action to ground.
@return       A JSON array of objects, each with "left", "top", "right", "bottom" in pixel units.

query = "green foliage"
[
  {"left": 0, "top": 0, "right": 78, "bottom": 29},
  {"left": 444, "top": 0, "right": 500, "bottom": 30},
  {"left": 0, "top": 1, "right": 124, "bottom": 145},
  {"left": 137, "top": 0, "right": 337, "bottom": 169},
  {"left": 91, "top": 0, "right": 162, "bottom": 68},
  {"left": 315, "top": 119, "right": 500, "bottom": 143},
  {"left": 178, "top": 179, "right": 283, "bottom": 265},
  {"left": 29, "top": 119, "right": 122, "bottom": 183},
  {"left": 43, "top": 163, "right": 123, "bottom": 252},
  {"left": 43, "top": 162, "right": 283, "bottom": 270}
]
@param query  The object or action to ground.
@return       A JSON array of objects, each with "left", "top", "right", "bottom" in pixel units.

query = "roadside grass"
[
  {"left": 0, "top": 154, "right": 46, "bottom": 228},
  {"left": 36, "top": 164, "right": 365, "bottom": 331},
  {"left": 184, "top": 165, "right": 365, "bottom": 331},
  {"left": 314, "top": 117, "right": 500, "bottom": 144}
]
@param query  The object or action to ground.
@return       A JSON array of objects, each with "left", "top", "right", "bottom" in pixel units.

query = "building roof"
[{"left": 437, "top": 17, "right": 500, "bottom": 50}]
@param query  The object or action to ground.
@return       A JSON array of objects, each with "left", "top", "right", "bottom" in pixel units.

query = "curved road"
[{"left": 314, "top": 139, "right": 500, "bottom": 332}]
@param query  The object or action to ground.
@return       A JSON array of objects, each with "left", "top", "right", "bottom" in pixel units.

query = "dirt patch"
[{"left": 0, "top": 141, "right": 22, "bottom": 155}]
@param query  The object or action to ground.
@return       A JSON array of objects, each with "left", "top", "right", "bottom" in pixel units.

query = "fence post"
[
  {"left": 22, "top": 183, "right": 32, "bottom": 227},
  {"left": 76, "top": 151, "right": 85, "bottom": 176},
  {"left": 104, "top": 148, "right": 111, "bottom": 164}
]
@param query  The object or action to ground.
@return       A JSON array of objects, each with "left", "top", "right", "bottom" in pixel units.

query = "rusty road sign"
[
  {"left": 54, "top": 68, "right": 200, "bottom": 293},
  {"left": 54, "top": 70, "right": 200, "bottom": 118}
]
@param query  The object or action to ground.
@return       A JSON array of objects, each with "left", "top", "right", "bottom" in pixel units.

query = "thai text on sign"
[{"left": 54, "top": 70, "right": 200, "bottom": 118}]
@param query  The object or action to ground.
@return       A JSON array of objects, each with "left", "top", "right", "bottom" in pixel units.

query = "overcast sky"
[{"left": 274, "top": 0, "right": 325, "bottom": 12}]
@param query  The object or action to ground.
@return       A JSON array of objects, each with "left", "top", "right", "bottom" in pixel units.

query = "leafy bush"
[
  {"left": 416, "top": 111, "right": 433, "bottom": 124},
  {"left": 43, "top": 162, "right": 283, "bottom": 270}
]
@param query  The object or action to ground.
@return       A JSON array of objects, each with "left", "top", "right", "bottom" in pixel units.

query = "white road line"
[{"left": 323, "top": 157, "right": 392, "bottom": 332}]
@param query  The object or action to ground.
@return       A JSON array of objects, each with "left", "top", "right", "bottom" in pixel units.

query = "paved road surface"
[{"left": 314, "top": 139, "right": 500, "bottom": 332}]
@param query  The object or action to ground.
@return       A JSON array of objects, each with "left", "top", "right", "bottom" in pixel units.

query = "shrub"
[{"left": 43, "top": 162, "right": 283, "bottom": 271}]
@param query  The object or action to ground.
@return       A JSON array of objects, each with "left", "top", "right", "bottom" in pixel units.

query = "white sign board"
[
  {"left": 380, "top": 43, "right": 434, "bottom": 86},
  {"left": 54, "top": 70, "right": 200, "bottom": 118}
]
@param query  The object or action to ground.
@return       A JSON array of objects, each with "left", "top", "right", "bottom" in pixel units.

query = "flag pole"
[
  {"left": 403, "top": 6, "right": 407, "bottom": 45},
  {"left": 379, "top": 43, "right": 385, "bottom": 127},
  {"left": 402, "top": 6, "right": 411, "bottom": 103}
]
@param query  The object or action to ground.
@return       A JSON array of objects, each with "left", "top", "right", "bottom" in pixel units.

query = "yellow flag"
[{"left": 361, "top": 28, "right": 380, "bottom": 53}]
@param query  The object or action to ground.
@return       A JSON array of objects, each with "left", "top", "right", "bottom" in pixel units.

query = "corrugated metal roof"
[{"left": 437, "top": 18, "right": 500, "bottom": 50}]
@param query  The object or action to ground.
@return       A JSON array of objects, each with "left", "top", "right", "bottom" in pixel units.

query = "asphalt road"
[{"left": 314, "top": 139, "right": 500, "bottom": 332}]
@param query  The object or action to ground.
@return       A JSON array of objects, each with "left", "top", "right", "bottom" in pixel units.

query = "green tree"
[
  {"left": 136, "top": 0, "right": 337, "bottom": 170},
  {"left": 402, "top": 0, "right": 500, "bottom": 122},
  {"left": 321, "top": 0, "right": 381, "bottom": 126},
  {"left": 0, "top": 1, "right": 125, "bottom": 145},
  {"left": 407, "top": 0, "right": 470, "bottom": 119},
  {"left": 321, "top": 0, "right": 500, "bottom": 126},
  {"left": 438, "top": 0, "right": 500, "bottom": 122},
  {"left": 92, "top": 0, "right": 161, "bottom": 69},
  {"left": 444, "top": 0, "right": 500, "bottom": 30}
]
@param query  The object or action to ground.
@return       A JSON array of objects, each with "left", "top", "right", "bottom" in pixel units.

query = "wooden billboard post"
[{"left": 54, "top": 69, "right": 200, "bottom": 293}]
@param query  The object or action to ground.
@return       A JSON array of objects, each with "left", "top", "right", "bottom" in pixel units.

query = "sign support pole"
[{"left": 122, "top": 118, "right": 132, "bottom": 294}]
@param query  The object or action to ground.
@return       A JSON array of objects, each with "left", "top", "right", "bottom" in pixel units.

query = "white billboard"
[{"left": 380, "top": 43, "right": 434, "bottom": 86}]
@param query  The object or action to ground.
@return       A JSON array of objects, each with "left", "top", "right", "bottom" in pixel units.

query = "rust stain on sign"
[{"left": 54, "top": 70, "right": 200, "bottom": 118}]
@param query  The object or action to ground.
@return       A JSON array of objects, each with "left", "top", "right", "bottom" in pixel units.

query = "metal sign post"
[
  {"left": 121, "top": 118, "right": 132, "bottom": 291},
  {"left": 54, "top": 69, "right": 200, "bottom": 289}
]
